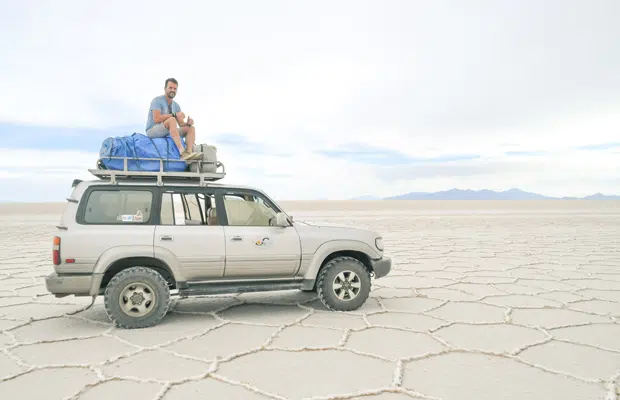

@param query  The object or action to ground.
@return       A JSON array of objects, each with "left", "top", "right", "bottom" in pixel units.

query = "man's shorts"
[{"left": 146, "top": 123, "right": 186, "bottom": 138}]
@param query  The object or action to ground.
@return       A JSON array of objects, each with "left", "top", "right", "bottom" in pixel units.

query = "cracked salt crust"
[
  {"left": 482, "top": 293, "right": 566, "bottom": 308},
  {"left": 518, "top": 339, "right": 620, "bottom": 382},
  {"left": 538, "top": 290, "right": 588, "bottom": 303},
  {"left": 551, "top": 323, "right": 620, "bottom": 352},
  {"left": 403, "top": 352, "right": 607, "bottom": 399},
  {"left": 416, "top": 287, "right": 479, "bottom": 302},
  {"left": 511, "top": 307, "right": 610, "bottom": 329},
  {"left": 165, "top": 322, "right": 279, "bottom": 361},
  {"left": 426, "top": 301, "right": 507, "bottom": 323},
  {"left": 366, "top": 312, "right": 447, "bottom": 332},
  {"left": 578, "top": 289, "right": 620, "bottom": 303},
  {"left": 344, "top": 327, "right": 446, "bottom": 360},
  {"left": 379, "top": 297, "right": 445, "bottom": 313},
  {"left": 79, "top": 379, "right": 163, "bottom": 400},
  {"left": 268, "top": 324, "right": 343, "bottom": 349},
  {"left": 433, "top": 322, "right": 548, "bottom": 354},
  {"left": 1, "top": 209, "right": 620, "bottom": 399},
  {"left": 569, "top": 299, "right": 620, "bottom": 316}
]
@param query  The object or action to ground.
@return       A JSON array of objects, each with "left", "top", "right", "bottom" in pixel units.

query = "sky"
[{"left": 1, "top": 0, "right": 619, "bottom": 202}]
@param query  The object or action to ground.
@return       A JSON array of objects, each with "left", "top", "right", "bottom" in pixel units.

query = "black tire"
[
  {"left": 103, "top": 267, "right": 171, "bottom": 329},
  {"left": 316, "top": 256, "right": 371, "bottom": 311}
]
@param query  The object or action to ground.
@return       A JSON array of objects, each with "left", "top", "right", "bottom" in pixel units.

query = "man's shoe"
[{"left": 181, "top": 150, "right": 203, "bottom": 161}]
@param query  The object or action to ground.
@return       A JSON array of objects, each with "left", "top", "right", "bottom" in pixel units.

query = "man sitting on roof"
[{"left": 145, "top": 77, "right": 202, "bottom": 161}]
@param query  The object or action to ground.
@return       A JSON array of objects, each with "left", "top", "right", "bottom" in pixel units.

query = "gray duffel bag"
[{"left": 189, "top": 144, "right": 218, "bottom": 173}]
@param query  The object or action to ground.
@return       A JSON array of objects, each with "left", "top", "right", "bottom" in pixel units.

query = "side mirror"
[{"left": 275, "top": 212, "right": 290, "bottom": 227}]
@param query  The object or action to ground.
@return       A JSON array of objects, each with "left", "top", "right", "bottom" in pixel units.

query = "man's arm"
[
  {"left": 152, "top": 109, "right": 174, "bottom": 124},
  {"left": 150, "top": 98, "right": 174, "bottom": 124}
]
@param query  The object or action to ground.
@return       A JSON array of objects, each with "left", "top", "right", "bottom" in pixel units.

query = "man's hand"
[{"left": 187, "top": 116, "right": 194, "bottom": 126}]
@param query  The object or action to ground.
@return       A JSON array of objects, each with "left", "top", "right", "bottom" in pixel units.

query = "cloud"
[
  {"left": 504, "top": 151, "right": 547, "bottom": 157},
  {"left": 211, "top": 133, "right": 290, "bottom": 157},
  {"left": 373, "top": 156, "right": 541, "bottom": 183},
  {"left": 0, "top": 150, "right": 97, "bottom": 203},
  {"left": 0, "top": 172, "right": 86, "bottom": 203},
  {"left": 316, "top": 143, "right": 480, "bottom": 166},
  {"left": 0, "top": 122, "right": 143, "bottom": 152},
  {"left": 1, "top": 0, "right": 620, "bottom": 201},
  {"left": 576, "top": 142, "right": 620, "bottom": 151},
  {"left": 374, "top": 149, "right": 619, "bottom": 194}
]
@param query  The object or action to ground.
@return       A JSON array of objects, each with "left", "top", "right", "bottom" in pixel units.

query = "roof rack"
[{"left": 89, "top": 156, "right": 226, "bottom": 186}]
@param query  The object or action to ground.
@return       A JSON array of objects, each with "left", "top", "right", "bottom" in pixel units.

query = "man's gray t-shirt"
[{"left": 145, "top": 95, "right": 181, "bottom": 132}]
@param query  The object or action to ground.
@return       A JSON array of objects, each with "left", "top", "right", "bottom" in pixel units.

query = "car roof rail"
[{"left": 88, "top": 157, "right": 226, "bottom": 187}]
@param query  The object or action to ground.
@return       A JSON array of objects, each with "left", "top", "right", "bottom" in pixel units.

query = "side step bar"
[{"left": 177, "top": 279, "right": 304, "bottom": 297}]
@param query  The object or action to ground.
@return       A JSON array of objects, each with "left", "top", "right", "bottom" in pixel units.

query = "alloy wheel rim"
[{"left": 332, "top": 270, "right": 362, "bottom": 301}]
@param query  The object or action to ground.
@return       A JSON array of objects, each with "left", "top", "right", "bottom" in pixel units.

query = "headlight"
[{"left": 375, "top": 237, "right": 384, "bottom": 251}]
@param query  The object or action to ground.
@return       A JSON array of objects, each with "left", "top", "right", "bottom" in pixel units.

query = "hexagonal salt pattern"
[{"left": 1, "top": 205, "right": 620, "bottom": 399}]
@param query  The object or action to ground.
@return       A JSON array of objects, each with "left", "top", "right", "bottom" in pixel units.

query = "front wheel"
[
  {"left": 104, "top": 267, "right": 171, "bottom": 329},
  {"left": 316, "top": 256, "right": 371, "bottom": 311}
]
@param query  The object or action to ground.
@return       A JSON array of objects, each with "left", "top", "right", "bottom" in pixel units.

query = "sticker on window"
[
  {"left": 115, "top": 210, "right": 144, "bottom": 223},
  {"left": 116, "top": 214, "right": 134, "bottom": 222},
  {"left": 133, "top": 210, "right": 144, "bottom": 222}
]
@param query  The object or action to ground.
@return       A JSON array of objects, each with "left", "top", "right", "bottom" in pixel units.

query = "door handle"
[
  {"left": 231, "top": 236, "right": 243, "bottom": 241},
  {"left": 160, "top": 235, "right": 173, "bottom": 241}
]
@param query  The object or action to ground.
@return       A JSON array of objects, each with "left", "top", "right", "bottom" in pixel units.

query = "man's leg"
[
  {"left": 148, "top": 119, "right": 201, "bottom": 160},
  {"left": 162, "top": 117, "right": 202, "bottom": 160},
  {"left": 178, "top": 125, "right": 196, "bottom": 152},
  {"left": 146, "top": 123, "right": 169, "bottom": 138},
  {"left": 162, "top": 117, "right": 184, "bottom": 154}
]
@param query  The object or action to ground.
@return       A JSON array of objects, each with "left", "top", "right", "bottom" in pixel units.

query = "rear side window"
[
  {"left": 159, "top": 190, "right": 215, "bottom": 225},
  {"left": 83, "top": 189, "right": 153, "bottom": 224}
]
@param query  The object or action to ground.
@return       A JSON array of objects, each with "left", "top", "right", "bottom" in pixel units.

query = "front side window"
[
  {"left": 83, "top": 189, "right": 152, "bottom": 224},
  {"left": 223, "top": 191, "right": 278, "bottom": 226}
]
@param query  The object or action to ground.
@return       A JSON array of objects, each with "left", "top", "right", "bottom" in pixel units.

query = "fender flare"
[
  {"left": 301, "top": 239, "right": 380, "bottom": 287},
  {"left": 89, "top": 245, "right": 183, "bottom": 295}
]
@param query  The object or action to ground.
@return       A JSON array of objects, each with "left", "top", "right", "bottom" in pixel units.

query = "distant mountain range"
[{"left": 351, "top": 188, "right": 620, "bottom": 200}]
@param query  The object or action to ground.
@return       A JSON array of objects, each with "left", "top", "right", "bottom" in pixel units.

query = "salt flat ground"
[{"left": 0, "top": 200, "right": 619, "bottom": 400}]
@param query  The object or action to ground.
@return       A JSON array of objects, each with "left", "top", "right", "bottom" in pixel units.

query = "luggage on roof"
[
  {"left": 99, "top": 133, "right": 187, "bottom": 172},
  {"left": 93, "top": 134, "right": 225, "bottom": 186}
]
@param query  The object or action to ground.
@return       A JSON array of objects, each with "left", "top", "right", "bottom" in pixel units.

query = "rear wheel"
[
  {"left": 317, "top": 256, "right": 371, "bottom": 311},
  {"left": 104, "top": 267, "right": 170, "bottom": 329}
]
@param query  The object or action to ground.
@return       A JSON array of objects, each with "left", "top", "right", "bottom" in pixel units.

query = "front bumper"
[
  {"left": 371, "top": 256, "right": 392, "bottom": 279},
  {"left": 45, "top": 272, "right": 94, "bottom": 297}
]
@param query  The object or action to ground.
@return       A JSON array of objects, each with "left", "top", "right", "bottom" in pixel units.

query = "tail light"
[{"left": 52, "top": 236, "right": 61, "bottom": 265}]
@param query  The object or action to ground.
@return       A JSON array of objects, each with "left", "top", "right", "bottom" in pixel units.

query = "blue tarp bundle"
[{"left": 98, "top": 133, "right": 187, "bottom": 172}]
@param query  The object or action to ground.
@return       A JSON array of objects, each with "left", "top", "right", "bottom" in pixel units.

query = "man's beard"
[{"left": 167, "top": 92, "right": 176, "bottom": 98}]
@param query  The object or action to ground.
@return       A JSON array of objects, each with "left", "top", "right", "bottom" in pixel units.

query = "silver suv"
[{"left": 46, "top": 156, "right": 391, "bottom": 329}]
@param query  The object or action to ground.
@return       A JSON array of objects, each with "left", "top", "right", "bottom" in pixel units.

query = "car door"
[
  {"left": 217, "top": 189, "right": 301, "bottom": 278},
  {"left": 154, "top": 187, "right": 226, "bottom": 281}
]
